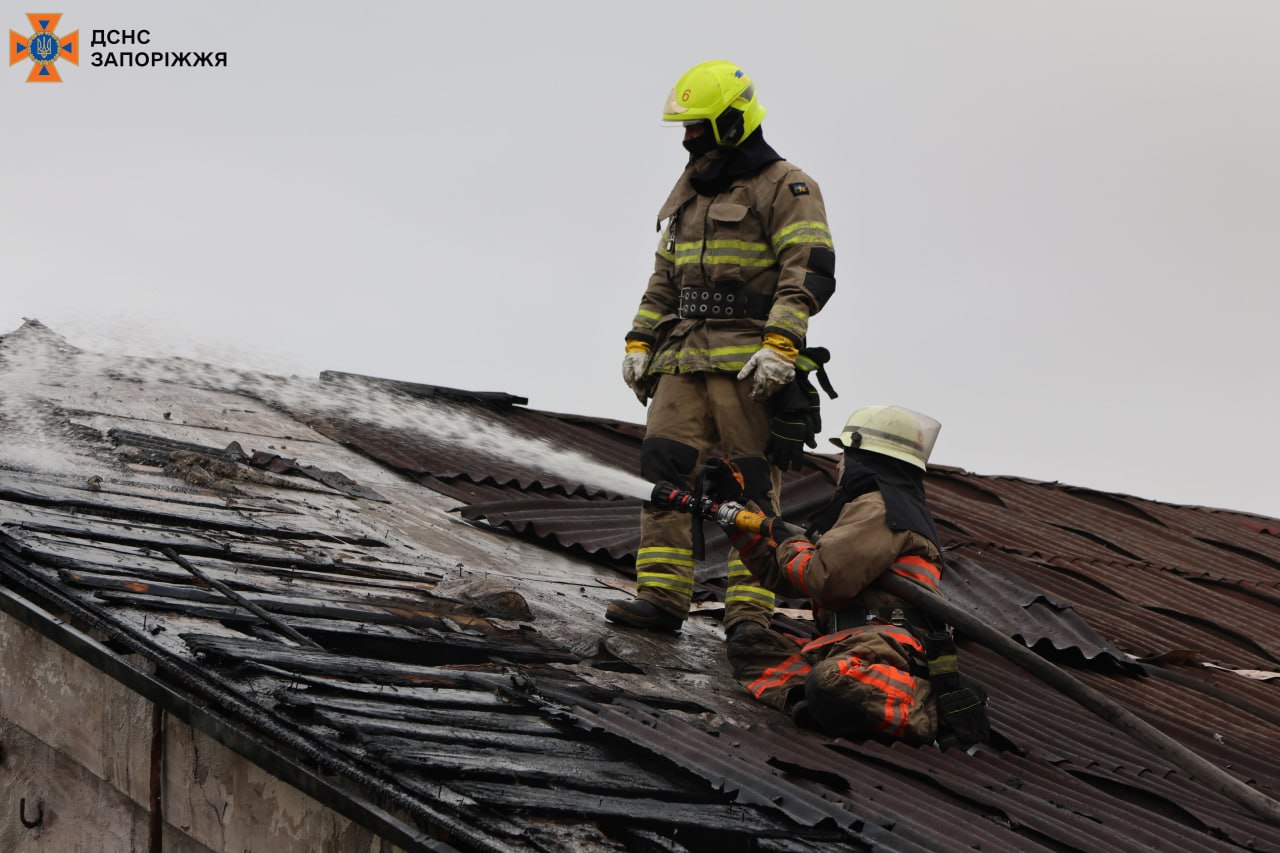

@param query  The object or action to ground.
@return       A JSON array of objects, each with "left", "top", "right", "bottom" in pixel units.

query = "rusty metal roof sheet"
[{"left": 941, "top": 552, "right": 1135, "bottom": 667}]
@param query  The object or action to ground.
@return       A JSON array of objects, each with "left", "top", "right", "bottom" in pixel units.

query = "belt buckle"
[{"left": 889, "top": 607, "right": 906, "bottom": 626}]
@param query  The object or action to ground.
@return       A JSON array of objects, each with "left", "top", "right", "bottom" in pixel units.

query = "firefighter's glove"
[
  {"left": 934, "top": 675, "right": 991, "bottom": 750},
  {"left": 765, "top": 411, "right": 814, "bottom": 471},
  {"left": 621, "top": 349, "right": 650, "bottom": 404},
  {"left": 738, "top": 341, "right": 795, "bottom": 402},
  {"left": 702, "top": 457, "right": 746, "bottom": 504},
  {"left": 765, "top": 377, "right": 819, "bottom": 471},
  {"left": 794, "top": 357, "right": 825, "bottom": 436},
  {"left": 926, "top": 635, "right": 991, "bottom": 750}
]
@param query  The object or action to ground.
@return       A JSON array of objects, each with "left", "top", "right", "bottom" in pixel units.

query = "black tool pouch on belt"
[{"left": 925, "top": 631, "right": 991, "bottom": 750}]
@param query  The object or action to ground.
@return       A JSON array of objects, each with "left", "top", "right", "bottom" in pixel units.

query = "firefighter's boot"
[{"left": 605, "top": 599, "right": 684, "bottom": 633}]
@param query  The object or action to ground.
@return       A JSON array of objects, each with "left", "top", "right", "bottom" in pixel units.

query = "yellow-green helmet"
[
  {"left": 831, "top": 405, "right": 942, "bottom": 471},
  {"left": 662, "top": 60, "right": 766, "bottom": 147}
]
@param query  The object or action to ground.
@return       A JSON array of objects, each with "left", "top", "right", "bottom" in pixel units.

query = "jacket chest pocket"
[
  {"left": 707, "top": 201, "right": 750, "bottom": 239},
  {"left": 705, "top": 201, "right": 772, "bottom": 285}
]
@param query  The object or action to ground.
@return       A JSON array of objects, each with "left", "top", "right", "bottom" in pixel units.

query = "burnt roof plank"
[
  {"left": 274, "top": 692, "right": 560, "bottom": 736},
  {"left": 393, "top": 774, "right": 604, "bottom": 846},
  {"left": 0, "top": 481, "right": 398, "bottom": 546},
  {"left": 114, "top": 552, "right": 437, "bottom": 597},
  {"left": 0, "top": 469, "right": 239, "bottom": 508},
  {"left": 0, "top": 475, "right": 279, "bottom": 526},
  {"left": 451, "top": 781, "right": 811, "bottom": 838},
  {"left": 312, "top": 711, "right": 578, "bottom": 755},
  {"left": 1, "top": 502, "right": 229, "bottom": 554},
  {"left": 63, "top": 570, "right": 438, "bottom": 618},
  {"left": 375, "top": 745, "right": 695, "bottom": 799},
  {"left": 360, "top": 730, "right": 607, "bottom": 762},
  {"left": 52, "top": 554, "right": 440, "bottom": 608},
  {"left": 8, "top": 523, "right": 441, "bottom": 588},
  {"left": 276, "top": 615, "right": 572, "bottom": 666},
  {"left": 264, "top": 670, "right": 541, "bottom": 710},
  {"left": 182, "top": 633, "right": 525, "bottom": 698},
  {"left": 94, "top": 592, "right": 566, "bottom": 665},
  {"left": 82, "top": 579, "right": 471, "bottom": 630}
]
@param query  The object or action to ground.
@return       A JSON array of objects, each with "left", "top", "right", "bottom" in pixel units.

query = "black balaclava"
[
  {"left": 806, "top": 449, "right": 941, "bottom": 549},
  {"left": 687, "top": 123, "right": 782, "bottom": 196},
  {"left": 682, "top": 121, "right": 719, "bottom": 158}
]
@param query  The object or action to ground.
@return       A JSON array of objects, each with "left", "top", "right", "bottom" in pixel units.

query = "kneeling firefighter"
[{"left": 710, "top": 405, "right": 990, "bottom": 748}]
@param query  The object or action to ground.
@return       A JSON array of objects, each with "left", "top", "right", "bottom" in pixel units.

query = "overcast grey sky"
[{"left": 3, "top": 1, "right": 1278, "bottom": 518}]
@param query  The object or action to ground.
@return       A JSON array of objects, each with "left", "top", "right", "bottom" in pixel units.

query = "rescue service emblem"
[
  {"left": 8, "top": 12, "right": 78, "bottom": 82},
  {"left": 788, "top": 182, "right": 810, "bottom": 197}
]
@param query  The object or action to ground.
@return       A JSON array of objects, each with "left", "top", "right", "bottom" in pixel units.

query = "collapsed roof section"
[{"left": 1, "top": 320, "right": 1277, "bottom": 851}]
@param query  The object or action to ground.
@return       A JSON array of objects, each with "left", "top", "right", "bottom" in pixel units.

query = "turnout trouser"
[
  {"left": 728, "top": 622, "right": 939, "bottom": 745},
  {"left": 636, "top": 372, "right": 779, "bottom": 630}
]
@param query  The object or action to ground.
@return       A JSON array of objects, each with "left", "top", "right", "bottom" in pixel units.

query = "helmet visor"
[{"left": 663, "top": 87, "right": 689, "bottom": 120}]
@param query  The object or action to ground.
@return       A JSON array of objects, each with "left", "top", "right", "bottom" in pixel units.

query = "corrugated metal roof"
[
  {"left": 1, "top": 326, "right": 1278, "bottom": 851},
  {"left": 941, "top": 553, "right": 1134, "bottom": 667},
  {"left": 959, "top": 547, "right": 1279, "bottom": 670}
]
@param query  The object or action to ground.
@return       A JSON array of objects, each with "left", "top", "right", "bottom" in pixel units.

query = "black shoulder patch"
[{"left": 788, "top": 182, "right": 810, "bottom": 197}]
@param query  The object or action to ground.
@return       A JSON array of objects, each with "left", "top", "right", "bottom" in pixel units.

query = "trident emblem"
[{"left": 32, "top": 33, "right": 55, "bottom": 61}]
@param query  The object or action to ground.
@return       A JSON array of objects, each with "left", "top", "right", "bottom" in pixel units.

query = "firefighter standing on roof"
[
  {"left": 606, "top": 60, "right": 837, "bottom": 634},
  {"left": 715, "top": 406, "right": 989, "bottom": 747}
]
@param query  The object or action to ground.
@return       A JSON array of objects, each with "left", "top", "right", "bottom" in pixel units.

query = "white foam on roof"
[{"left": 0, "top": 321, "right": 651, "bottom": 499}]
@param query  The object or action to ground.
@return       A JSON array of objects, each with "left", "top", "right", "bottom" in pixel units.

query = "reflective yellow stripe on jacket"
[
  {"left": 766, "top": 305, "right": 809, "bottom": 341},
  {"left": 632, "top": 308, "right": 662, "bottom": 332},
  {"left": 672, "top": 240, "right": 775, "bottom": 268},
  {"left": 648, "top": 344, "right": 760, "bottom": 373},
  {"left": 772, "top": 221, "right": 833, "bottom": 253}
]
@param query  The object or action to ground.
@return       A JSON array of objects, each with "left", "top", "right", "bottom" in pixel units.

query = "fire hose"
[{"left": 649, "top": 481, "right": 1280, "bottom": 827}]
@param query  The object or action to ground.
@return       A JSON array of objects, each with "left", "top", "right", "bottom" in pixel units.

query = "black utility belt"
[
  {"left": 677, "top": 288, "right": 770, "bottom": 320},
  {"left": 823, "top": 605, "right": 928, "bottom": 634}
]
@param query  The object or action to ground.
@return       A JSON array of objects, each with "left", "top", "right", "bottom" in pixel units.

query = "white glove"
[
  {"left": 622, "top": 351, "right": 650, "bottom": 404},
  {"left": 737, "top": 346, "right": 795, "bottom": 401}
]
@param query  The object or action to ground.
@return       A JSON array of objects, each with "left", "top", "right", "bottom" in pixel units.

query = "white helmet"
[{"left": 831, "top": 405, "right": 941, "bottom": 471}]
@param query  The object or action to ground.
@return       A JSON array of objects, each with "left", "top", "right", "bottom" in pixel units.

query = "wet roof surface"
[{"left": 1, "top": 320, "right": 1278, "bottom": 851}]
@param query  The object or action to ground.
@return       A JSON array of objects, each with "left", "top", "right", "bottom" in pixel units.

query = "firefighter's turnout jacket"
[
  {"left": 727, "top": 492, "right": 946, "bottom": 744},
  {"left": 626, "top": 158, "right": 836, "bottom": 374}
]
